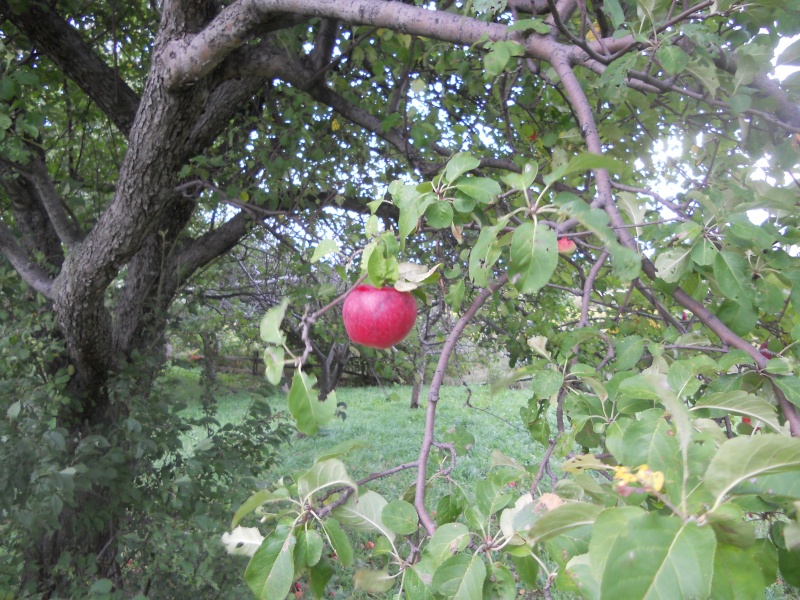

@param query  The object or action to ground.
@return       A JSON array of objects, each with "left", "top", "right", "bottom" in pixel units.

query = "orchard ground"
[{"left": 162, "top": 367, "right": 800, "bottom": 600}]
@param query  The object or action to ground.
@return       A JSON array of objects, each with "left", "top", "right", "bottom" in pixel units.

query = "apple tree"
[{"left": 1, "top": 0, "right": 800, "bottom": 597}]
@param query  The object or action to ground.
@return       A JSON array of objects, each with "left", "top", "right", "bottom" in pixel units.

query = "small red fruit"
[
  {"left": 742, "top": 417, "right": 751, "bottom": 425},
  {"left": 365, "top": 541, "right": 375, "bottom": 549},
  {"left": 557, "top": 237, "right": 577, "bottom": 255},
  {"left": 342, "top": 285, "right": 417, "bottom": 349}
]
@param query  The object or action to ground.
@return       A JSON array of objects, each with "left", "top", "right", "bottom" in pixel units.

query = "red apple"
[
  {"left": 342, "top": 285, "right": 417, "bottom": 349},
  {"left": 557, "top": 237, "right": 577, "bottom": 255}
]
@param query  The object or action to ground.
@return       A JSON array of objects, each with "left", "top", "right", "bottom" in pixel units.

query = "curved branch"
[
  {"left": 414, "top": 273, "right": 509, "bottom": 535},
  {"left": 0, "top": 222, "right": 53, "bottom": 297},
  {"left": 552, "top": 53, "right": 800, "bottom": 436},
  {"left": 0, "top": 0, "right": 140, "bottom": 135}
]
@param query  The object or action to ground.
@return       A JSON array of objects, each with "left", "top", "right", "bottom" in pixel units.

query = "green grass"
[{"left": 162, "top": 368, "right": 800, "bottom": 600}]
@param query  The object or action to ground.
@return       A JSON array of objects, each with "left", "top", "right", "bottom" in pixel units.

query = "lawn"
[{"left": 163, "top": 368, "right": 800, "bottom": 600}]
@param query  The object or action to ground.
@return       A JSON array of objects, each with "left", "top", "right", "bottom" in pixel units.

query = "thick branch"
[
  {"left": 0, "top": 222, "right": 53, "bottom": 297},
  {"left": 0, "top": 0, "right": 140, "bottom": 135},
  {"left": 164, "top": 0, "right": 554, "bottom": 88}
]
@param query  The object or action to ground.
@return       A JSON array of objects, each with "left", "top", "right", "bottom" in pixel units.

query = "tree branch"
[
  {"left": 414, "top": 273, "right": 509, "bottom": 535},
  {"left": 0, "top": 0, "right": 140, "bottom": 135},
  {"left": 0, "top": 222, "right": 53, "bottom": 297}
]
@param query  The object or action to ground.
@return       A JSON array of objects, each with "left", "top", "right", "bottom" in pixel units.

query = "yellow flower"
[{"left": 331, "top": 118, "right": 341, "bottom": 131}]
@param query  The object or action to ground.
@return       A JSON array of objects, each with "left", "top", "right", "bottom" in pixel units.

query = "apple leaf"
[
  {"left": 297, "top": 459, "right": 357, "bottom": 504},
  {"left": 221, "top": 526, "right": 265, "bottom": 556},
  {"left": 287, "top": 370, "right": 335, "bottom": 436},
  {"left": 314, "top": 439, "right": 369, "bottom": 463},
  {"left": 431, "top": 553, "right": 487, "bottom": 599},
  {"left": 332, "top": 490, "right": 395, "bottom": 540},
  {"left": 354, "top": 568, "right": 395, "bottom": 594},
  {"left": 322, "top": 518, "right": 354, "bottom": 567},
  {"left": 468, "top": 220, "right": 506, "bottom": 287},
  {"left": 614, "top": 335, "right": 644, "bottom": 371},
  {"left": 654, "top": 248, "right": 692, "bottom": 283},
  {"left": 710, "top": 542, "right": 769, "bottom": 599},
  {"left": 691, "top": 391, "right": 783, "bottom": 434},
  {"left": 704, "top": 434, "right": 800, "bottom": 508},
  {"left": 382, "top": 500, "right": 420, "bottom": 535},
  {"left": 598, "top": 512, "right": 715, "bottom": 600},
  {"left": 245, "top": 527, "right": 296, "bottom": 600},
  {"left": 423, "top": 523, "right": 470, "bottom": 567},
  {"left": 529, "top": 502, "right": 603, "bottom": 543},
  {"left": 772, "top": 375, "right": 800, "bottom": 409},
  {"left": 453, "top": 176, "right": 501, "bottom": 203},
  {"left": 777, "top": 37, "right": 800, "bottom": 67},
  {"left": 260, "top": 298, "right": 289, "bottom": 345},
  {"left": 508, "top": 221, "right": 558, "bottom": 294},
  {"left": 445, "top": 152, "right": 481, "bottom": 183},
  {"left": 713, "top": 251, "right": 755, "bottom": 304},
  {"left": 500, "top": 162, "right": 538, "bottom": 190},
  {"left": 311, "top": 238, "right": 340, "bottom": 263},
  {"left": 231, "top": 487, "right": 291, "bottom": 529},
  {"left": 263, "top": 345, "right": 285, "bottom": 386},
  {"left": 294, "top": 529, "right": 323, "bottom": 570},
  {"left": 425, "top": 201, "right": 453, "bottom": 229}
]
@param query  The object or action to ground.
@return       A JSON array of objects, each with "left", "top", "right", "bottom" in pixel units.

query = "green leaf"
[
  {"left": 354, "top": 568, "right": 395, "bottom": 593},
  {"left": 483, "top": 41, "right": 524, "bottom": 78},
  {"left": 777, "top": 37, "right": 800, "bottom": 67},
  {"left": 260, "top": 298, "right": 289, "bottom": 344},
  {"left": 704, "top": 434, "right": 800, "bottom": 508},
  {"left": 332, "top": 490, "right": 395, "bottom": 540},
  {"left": 614, "top": 335, "right": 644, "bottom": 371},
  {"left": 295, "top": 529, "right": 324, "bottom": 568},
  {"left": 508, "top": 222, "right": 558, "bottom": 294},
  {"left": 691, "top": 391, "right": 783, "bottom": 433},
  {"left": 425, "top": 201, "right": 454, "bottom": 229},
  {"left": 263, "top": 346, "right": 285, "bottom": 385},
  {"left": 692, "top": 239, "right": 718, "bottom": 266},
  {"left": 564, "top": 152, "right": 628, "bottom": 178},
  {"left": 232, "top": 489, "right": 291, "bottom": 529},
  {"left": 424, "top": 523, "right": 470, "bottom": 566},
  {"left": 311, "top": 239, "right": 340, "bottom": 263},
  {"left": 297, "top": 459, "right": 357, "bottom": 503},
  {"left": 245, "top": 528, "right": 296, "bottom": 600},
  {"left": 445, "top": 152, "right": 481, "bottom": 183},
  {"left": 599, "top": 513, "right": 715, "bottom": 600},
  {"left": 314, "top": 439, "right": 369, "bottom": 462},
  {"left": 476, "top": 479, "right": 513, "bottom": 520},
  {"left": 431, "top": 553, "right": 487, "bottom": 599},
  {"left": 453, "top": 177, "right": 502, "bottom": 203},
  {"left": 711, "top": 542, "right": 768, "bottom": 599},
  {"left": 529, "top": 502, "right": 603, "bottom": 543},
  {"left": 713, "top": 251, "right": 754, "bottom": 303},
  {"left": 382, "top": 500, "right": 419, "bottom": 535},
  {"left": 772, "top": 375, "right": 800, "bottom": 409},
  {"left": 500, "top": 162, "right": 538, "bottom": 191},
  {"left": 445, "top": 278, "right": 465, "bottom": 311},
  {"left": 406, "top": 560, "right": 437, "bottom": 600},
  {"left": 588, "top": 507, "right": 645, "bottom": 581},
  {"left": 287, "top": 371, "right": 336, "bottom": 436},
  {"left": 323, "top": 518, "right": 353, "bottom": 567},
  {"left": 367, "top": 239, "right": 400, "bottom": 288},
  {"left": 654, "top": 248, "right": 692, "bottom": 283},
  {"left": 309, "top": 557, "right": 334, "bottom": 598},
  {"left": 468, "top": 220, "right": 506, "bottom": 287},
  {"left": 656, "top": 45, "right": 688, "bottom": 75}
]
